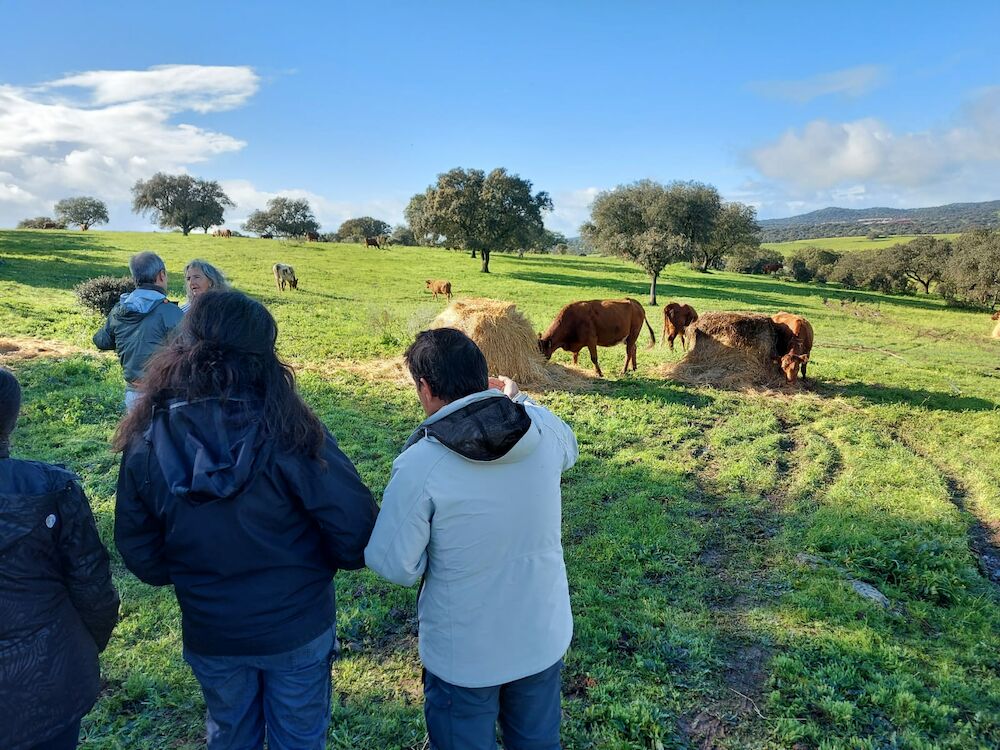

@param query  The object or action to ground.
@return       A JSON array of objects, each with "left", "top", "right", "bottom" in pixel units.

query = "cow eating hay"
[
  {"left": 663, "top": 312, "right": 786, "bottom": 388},
  {"left": 431, "top": 298, "right": 581, "bottom": 388}
]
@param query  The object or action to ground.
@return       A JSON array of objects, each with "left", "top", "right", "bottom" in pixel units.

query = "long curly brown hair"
[{"left": 113, "top": 290, "right": 325, "bottom": 459}]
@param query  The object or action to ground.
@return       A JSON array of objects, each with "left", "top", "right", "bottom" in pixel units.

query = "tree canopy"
[
  {"left": 412, "top": 167, "right": 552, "bottom": 272},
  {"left": 889, "top": 236, "right": 953, "bottom": 293},
  {"left": 697, "top": 201, "right": 759, "bottom": 272},
  {"left": 336, "top": 217, "right": 391, "bottom": 243},
  {"left": 131, "top": 174, "right": 234, "bottom": 236},
  {"left": 940, "top": 230, "right": 1000, "bottom": 309},
  {"left": 243, "top": 197, "right": 320, "bottom": 238},
  {"left": 54, "top": 196, "right": 109, "bottom": 231},
  {"left": 583, "top": 179, "right": 720, "bottom": 304}
]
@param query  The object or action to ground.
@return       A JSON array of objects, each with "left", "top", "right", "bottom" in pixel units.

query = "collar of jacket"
[{"left": 136, "top": 283, "right": 167, "bottom": 295}]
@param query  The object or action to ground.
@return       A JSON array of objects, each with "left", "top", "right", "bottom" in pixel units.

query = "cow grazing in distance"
[
  {"left": 538, "top": 298, "right": 655, "bottom": 377},
  {"left": 379, "top": 234, "right": 393, "bottom": 248},
  {"left": 273, "top": 263, "right": 298, "bottom": 291},
  {"left": 305, "top": 231, "right": 320, "bottom": 242},
  {"left": 662, "top": 302, "right": 698, "bottom": 351},
  {"left": 771, "top": 311, "right": 814, "bottom": 383},
  {"left": 992, "top": 311, "right": 1000, "bottom": 338},
  {"left": 425, "top": 279, "right": 452, "bottom": 300},
  {"left": 365, "top": 236, "right": 382, "bottom": 249},
  {"left": 762, "top": 262, "right": 783, "bottom": 274},
  {"left": 261, "top": 233, "right": 274, "bottom": 239}
]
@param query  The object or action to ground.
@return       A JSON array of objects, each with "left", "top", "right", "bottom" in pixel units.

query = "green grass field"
[
  {"left": 2, "top": 229, "right": 999, "bottom": 749},
  {"left": 763, "top": 234, "right": 962, "bottom": 256}
]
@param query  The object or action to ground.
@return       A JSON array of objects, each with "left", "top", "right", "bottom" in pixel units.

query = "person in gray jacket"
[
  {"left": 93, "top": 252, "right": 183, "bottom": 410},
  {"left": 365, "top": 328, "right": 578, "bottom": 750}
]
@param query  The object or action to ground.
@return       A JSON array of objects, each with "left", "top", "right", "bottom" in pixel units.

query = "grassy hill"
[
  {"left": 2, "top": 230, "right": 999, "bottom": 749},
  {"left": 763, "top": 233, "right": 962, "bottom": 257}
]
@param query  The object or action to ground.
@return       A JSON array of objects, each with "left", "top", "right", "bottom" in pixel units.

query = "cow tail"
[{"left": 644, "top": 315, "right": 656, "bottom": 347}]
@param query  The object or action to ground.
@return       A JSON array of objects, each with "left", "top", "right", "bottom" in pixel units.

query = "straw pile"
[{"left": 662, "top": 312, "right": 786, "bottom": 388}]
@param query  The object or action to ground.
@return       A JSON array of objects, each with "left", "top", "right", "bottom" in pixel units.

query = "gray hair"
[
  {"left": 129, "top": 251, "right": 166, "bottom": 285},
  {"left": 185, "top": 259, "right": 230, "bottom": 291}
]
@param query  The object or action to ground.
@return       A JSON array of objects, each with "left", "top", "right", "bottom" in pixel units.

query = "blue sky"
[{"left": 2, "top": 1, "right": 999, "bottom": 233}]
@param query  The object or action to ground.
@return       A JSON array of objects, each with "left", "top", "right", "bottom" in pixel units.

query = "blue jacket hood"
[
  {"left": 146, "top": 398, "right": 273, "bottom": 503},
  {"left": 119, "top": 286, "right": 167, "bottom": 315}
]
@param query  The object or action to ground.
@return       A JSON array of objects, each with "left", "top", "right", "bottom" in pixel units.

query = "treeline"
[
  {"left": 770, "top": 232, "right": 1000, "bottom": 309},
  {"left": 760, "top": 200, "right": 1000, "bottom": 242}
]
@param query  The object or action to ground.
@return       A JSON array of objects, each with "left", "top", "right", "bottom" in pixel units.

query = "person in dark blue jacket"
[
  {"left": 0, "top": 368, "right": 120, "bottom": 750},
  {"left": 112, "top": 290, "right": 378, "bottom": 750}
]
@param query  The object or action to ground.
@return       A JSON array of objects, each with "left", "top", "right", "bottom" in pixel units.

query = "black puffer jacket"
[
  {"left": 0, "top": 456, "right": 120, "bottom": 750},
  {"left": 115, "top": 398, "right": 378, "bottom": 656}
]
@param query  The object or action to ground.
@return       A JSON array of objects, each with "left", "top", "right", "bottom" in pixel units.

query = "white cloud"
[
  {"left": 47, "top": 65, "right": 260, "bottom": 113},
  {"left": 748, "top": 64, "right": 888, "bottom": 103},
  {"left": 546, "top": 187, "right": 599, "bottom": 235},
  {"left": 0, "top": 65, "right": 255, "bottom": 228},
  {"left": 743, "top": 86, "right": 1000, "bottom": 215}
]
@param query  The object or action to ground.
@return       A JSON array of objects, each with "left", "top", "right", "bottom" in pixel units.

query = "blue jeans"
[
  {"left": 424, "top": 659, "right": 563, "bottom": 750},
  {"left": 183, "top": 625, "right": 337, "bottom": 750}
]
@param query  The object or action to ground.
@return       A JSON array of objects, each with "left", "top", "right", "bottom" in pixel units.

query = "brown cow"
[
  {"left": 425, "top": 279, "right": 452, "bottom": 300},
  {"left": 992, "top": 310, "right": 1000, "bottom": 338},
  {"left": 662, "top": 302, "right": 698, "bottom": 351},
  {"left": 771, "top": 311, "right": 814, "bottom": 383},
  {"left": 762, "top": 262, "right": 783, "bottom": 274},
  {"left": 305, "top": 231, "right": 320, "bottom": 242},
  {"left": 273, "top": 263, "right": 298, "bottom": 291},
  {"left": 538, "top": 298, "right": 655, "bottom": 377},
  {"left": 365, "top": 236, "right": 382, "bottom": 249}
]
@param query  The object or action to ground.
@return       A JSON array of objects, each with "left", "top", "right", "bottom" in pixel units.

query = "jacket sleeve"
[
  {"left": 58, "top": 481, "right": 120, "bottom": 652},
  {"left": 93, "top": 316, "right": 115, "bottom": 351},
  {"left": 294, "top": 434, "right": 378, "bottom": 571},
  {"left": 518, "top": 395, "right": 579, "bottom": 472},
  {"left": 114, "top": 450, "right": 172, "bottom": 586},
  {"left": 364, "top": 453, "right": 434, "bottom": 586}
]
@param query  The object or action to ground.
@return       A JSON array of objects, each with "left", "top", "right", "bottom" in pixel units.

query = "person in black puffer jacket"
[
  {"left": 113, "top": 290, "right": 378, "bottom": 750},
  {"left": 0, "top": 368, "right": 120, "bottom": 750}
]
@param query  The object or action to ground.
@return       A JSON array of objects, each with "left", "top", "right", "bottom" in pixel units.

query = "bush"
[
  {"left": 788, "top": 247, "right": 842, "bottom": 282},
  {"left": 723, "top": 245, "right": 784, "bottom": 274},
  {"left": 75, "top": 276, "right": 135, "bottom": 316},
  {"left": 17, "top": 216, "right": 67, "bottom": 230},
  {"left": 829, "top": 251, "right": 910, "bottom": 294},
  {"left": 939, "top": 230, "right": 1000, "bottom": 309}
]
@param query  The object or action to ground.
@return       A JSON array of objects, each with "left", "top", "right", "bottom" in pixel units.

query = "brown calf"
[
  {"left": 762, "top": 262, "right": 783, "bottom": 274},
  {"left": 425, "top": 279, "right": 452, "bottom": 300},
  {"left": 771, "top": 311, "right": 814, "bottom": 383},
  {"left": 662, "top": 302, "right": 698, "bottom": 351},
  {"left": 538, "top": 298, "right": 655, "bottom": 377},
  {"left": 273, "top": 263, "right": 298, "bottom": 291}
]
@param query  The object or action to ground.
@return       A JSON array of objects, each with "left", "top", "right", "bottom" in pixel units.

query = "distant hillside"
[{"left": 760, "top": 200, "right": 1000, "bottom": 242}]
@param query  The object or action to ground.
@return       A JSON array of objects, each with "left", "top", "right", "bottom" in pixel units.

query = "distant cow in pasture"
[
  {"left": 261, "top": 233, "right": 274, "bottom": 239},
  {"left": 538, "top": 298, "right": 655, "bottom": 377},
  {"left": 305, "top": 231, "right": 320, "bottom": 242},
  {"left": 273, "top": 263, "right": 298, "bottom": 291},
  {"left": 771, "top": 311, "right": 814, "bottom": 384},
  {"left": 365, "top": 236, "right": 382, "bottom": 249},
  {"left": 762, "top": 262, "right": 783, "bottom": 274},
  {"left": 379, "top": 234, "right": 392, "bottom": 248},
  {"left": 992, "top": 310, "right": 1000, "bottom": 338},
  {"left": 213, "top": 228, "right": 232, "bottom": 238},
  {"left": 425, "top": 279, "right": 453, "bottom": 301},
  {"left": 662, "top": 302, "right": 699, "bottom": 351}
]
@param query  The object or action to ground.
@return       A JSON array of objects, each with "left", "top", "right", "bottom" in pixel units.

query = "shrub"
[
  {"left": 17, "top": 216, "right": 67, "bottom": 230},
  {"left": 723, "top": 245, "right": 784, "bottom": 274},
  {"left": 75, "top": 276, "right": 135, "bottom": 316},
  {"left": 788, "top": 247, "right": 842, "bottom": 282}
]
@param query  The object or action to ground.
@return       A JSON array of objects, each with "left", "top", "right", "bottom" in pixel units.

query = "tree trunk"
[
  {"left": 81, "top": 224, "right": 89, "bottom": 231},
  {"left": 470, "top": 249, "right": 477, "bottom": 259},
  {"left": 481, "top": 250, "right": 491, "bottom": 273},
  {"left": 921, "top": 279, "right": 931, "bottom": 294},
  {"left": 701, "top": 253, "right": 711, "bottom": 272},
  {"left": 648, "top": 273, "right": 658, "bottom": 305},
  {"left": 182, "top": 227, "right": 191, "bottom": 236}
]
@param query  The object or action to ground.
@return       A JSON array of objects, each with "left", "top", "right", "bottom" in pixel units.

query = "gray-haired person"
[
  {"left": 93, "top": 251, "right": 183, "bottom": 410},
  {"left": 182, "top": 259, "right": 230, "bottom": 312}
]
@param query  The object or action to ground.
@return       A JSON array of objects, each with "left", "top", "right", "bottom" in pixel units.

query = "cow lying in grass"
[
  {"left": 771, "top": 311, "right": 814, "bottom": 383},
  {"left": 538, "top": 298, "right": 655, "bottom": 377},
  {"left": 273, "top": 263, "right": 298, "bottom": 291},
  {"left": 662, "top": 302, "right": 698, "bottom": 351},
  {"left": 426, "top": 279, "right": 452, "bottom": 300}
]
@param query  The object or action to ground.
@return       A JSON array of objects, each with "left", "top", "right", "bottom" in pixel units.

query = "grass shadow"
[{"left": 820, "top": 380, "right": 998, "bottom": 412}]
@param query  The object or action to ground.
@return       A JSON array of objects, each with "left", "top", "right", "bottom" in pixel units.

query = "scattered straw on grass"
[
  {"left": 661, "top": 312, "right": 788, "bottom": 390},
  {"left": 0, "top": 337, "right": 94, "bottom": 363}
]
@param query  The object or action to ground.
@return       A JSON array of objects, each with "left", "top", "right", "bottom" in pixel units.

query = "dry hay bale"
[
  {"left": 662, "top": 312, "right": 786, "bottom": 389},
  {"left": 431, "top": 298, "right": 578, "bottom": 388}
]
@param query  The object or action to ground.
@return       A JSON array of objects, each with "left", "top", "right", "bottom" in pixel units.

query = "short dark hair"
[{"left": 405, "top": 328, "right": 489, "bottom": 403}]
